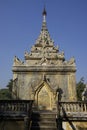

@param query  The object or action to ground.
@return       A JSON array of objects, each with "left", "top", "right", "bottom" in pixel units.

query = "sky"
[{"left": 0, "top": 0, "right": 87, "bottom": 88}]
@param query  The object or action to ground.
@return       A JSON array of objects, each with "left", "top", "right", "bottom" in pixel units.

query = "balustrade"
[
  {"left": 59, "top": 102, "right": 87, "bottom": 113},
  {"left": 0, "top": 100, "right": 33, "bottom": 117},
  {"left": 58, "top": 101, "right": 87, "bottom": 120}
]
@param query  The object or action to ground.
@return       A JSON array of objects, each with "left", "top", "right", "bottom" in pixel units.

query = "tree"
[
  {"left": 0, "top": 79, "right": 13, "bottom": 100},
  {"left": 76, "top": 77, "right": 86, "bottom": 101},
  {"left": 6, "top": 79, "right": 13, "bottom": 92},
  {"left": 0, "top": 88, "right": 12, "bottom": 100}
]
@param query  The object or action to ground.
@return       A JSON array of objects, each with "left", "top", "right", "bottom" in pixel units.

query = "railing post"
[
  {"left": 57, "top": 101, "right": 63, "bottom": 130},
  {"left": 24, "top": 116, "right": 30, "bottom": 130},
  {"left": 57, "top": 116, "right": 63, "bottom": 130},
  {"left": 24, "top": 100, "right": 33, "bottom": 130},
  {"left": 57, "top": 89, "right": 63, "bottom": 130}
]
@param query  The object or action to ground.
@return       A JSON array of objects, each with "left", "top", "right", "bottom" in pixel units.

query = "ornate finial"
[
  {"left": 42, "top": 7, "right": 47, "bottom": 16},
  {"left": 42, "top": 7, "right": 47, "bottom": 22}
]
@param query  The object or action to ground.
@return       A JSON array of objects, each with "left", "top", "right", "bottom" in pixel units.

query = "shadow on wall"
[{"left": 0, "top": 121, "right": 24, "bottom": 130}]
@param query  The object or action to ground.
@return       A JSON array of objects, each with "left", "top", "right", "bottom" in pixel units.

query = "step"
[
  {"left": 31, "top": 110, "right": 57, "bottom": 130},
  {"left": 32, "top": 121, "right": 56, "bottom": 126},
  {"left": 32, "top": 111, "right": 57, "bottom": 121},
  {"left": 31, "top": 126, "right": 57, "bottom": 130},
  {"left": 32, "top": 117, "right": 56, "bottom": 122}
]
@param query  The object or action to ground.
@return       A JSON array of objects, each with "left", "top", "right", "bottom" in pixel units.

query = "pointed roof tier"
[{"left": 24, "top": 8, "right": 66, "bottom": 65}]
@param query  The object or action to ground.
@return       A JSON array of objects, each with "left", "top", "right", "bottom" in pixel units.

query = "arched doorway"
[{"left": 35, "top": 81, "right": 54, "bottom": 110}]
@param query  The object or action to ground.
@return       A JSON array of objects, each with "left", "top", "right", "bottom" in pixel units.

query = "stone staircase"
[{"left": 31, "top": 110, "right": 57, "bottom": 130}]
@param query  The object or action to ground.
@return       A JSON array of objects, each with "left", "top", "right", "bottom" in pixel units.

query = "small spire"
[
  {"left": 42, "top": 7, "right": 47, "bottom": 22},
  {"left": 42, "top": 7, "right": 47, "bottom": 16}
]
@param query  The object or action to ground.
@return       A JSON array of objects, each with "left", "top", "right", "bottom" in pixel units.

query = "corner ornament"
[
  {"left": 68, "top": 57, "right": 76, "bottom": 65},
  {"left": 13, "top": 56, "right": 24, "bottom": 66}
]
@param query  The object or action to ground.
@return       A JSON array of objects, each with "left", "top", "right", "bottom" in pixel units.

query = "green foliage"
[
  {"left": 76, "top": 77, "right": 86, "bottom": 101},
  {"left": 0, "top": 79, "right": 13, "bottom": 100},
  {"left": 0, "top": 88, "right": 12, "bottom": 100},
  {"left": 6, "top": 79, "right": 13, "bottom": 92}
]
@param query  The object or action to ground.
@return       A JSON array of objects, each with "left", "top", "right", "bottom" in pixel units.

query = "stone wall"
[
  {"left": 13, "top": 71, "right": 76, "bottom": 101},
  {"left": 0, "top": 121, "right": 24, "bottom": 130}
]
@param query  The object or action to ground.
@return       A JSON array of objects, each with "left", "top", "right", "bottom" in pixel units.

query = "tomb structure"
[{"left": 12, "top": 8, "right": 77, "bottom": 110}]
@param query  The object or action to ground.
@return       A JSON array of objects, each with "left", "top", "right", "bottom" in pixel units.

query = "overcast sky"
[{"left": 0, "top": 0, "right": 87, "bottom": 88}]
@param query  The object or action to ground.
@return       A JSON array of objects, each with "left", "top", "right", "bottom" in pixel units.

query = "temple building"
[{"left": 12, "top": 8, "right": 77, "bottom": 111}]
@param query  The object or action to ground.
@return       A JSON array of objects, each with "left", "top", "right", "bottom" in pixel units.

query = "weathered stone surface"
[
  {"left": 12, "top": 8, "right": 77, "bottom": 110},
  {"left": 0, "top": 121, "right": 24, "bottom": 130}
]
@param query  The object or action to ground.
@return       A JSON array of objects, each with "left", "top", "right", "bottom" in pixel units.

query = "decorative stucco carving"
[
  {"left": 13, "top": 56, "right": 24, "bottom": 66},
  {"left": 68, "top": 57, "right": 75, "bottom": 65}
]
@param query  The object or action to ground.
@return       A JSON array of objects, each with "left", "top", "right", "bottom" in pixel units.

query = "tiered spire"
[
  {"left": 13, "top": 7, "right": 76, "bottom": 67},
  {"left": 35, "top": 8, "right": 54, "bottom": 46},
  {"left": 23, "top": 8, "right": 66, "bottom": 64}
]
